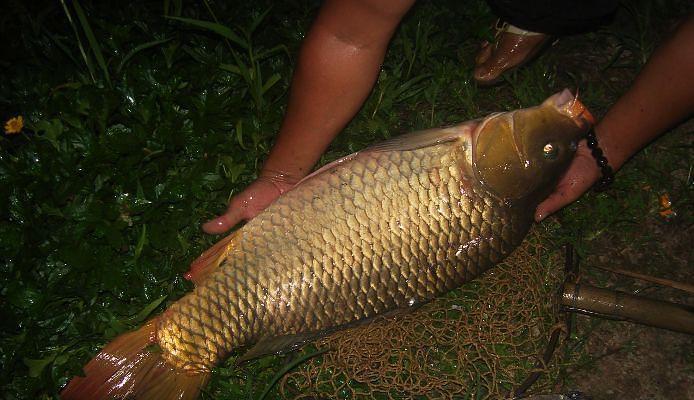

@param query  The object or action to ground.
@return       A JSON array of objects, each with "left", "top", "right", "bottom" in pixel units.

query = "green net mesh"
[{"left": 279, "top": 230, "right": 565, "bottom": 399}]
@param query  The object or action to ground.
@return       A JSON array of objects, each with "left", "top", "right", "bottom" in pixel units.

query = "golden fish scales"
[{"left": 157, "top": 135, "right": 530, "bottom": 372}]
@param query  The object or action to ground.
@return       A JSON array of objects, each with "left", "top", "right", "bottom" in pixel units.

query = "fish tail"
[{"left": 61, "top": 318, "right": 209, "bottom": 400}]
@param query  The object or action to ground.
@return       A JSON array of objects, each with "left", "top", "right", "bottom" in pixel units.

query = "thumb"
[{"left": 535, "top": 145, "right": 602, "bottom": 222}]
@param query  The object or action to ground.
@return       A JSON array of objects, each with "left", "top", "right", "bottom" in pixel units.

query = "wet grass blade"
[
  {"left": 43, "top": 28, "right": 82, "bottom": 72},
  {"left": 116, "top": 38, "right": 172, "bottom": 75},
  {"left": 133, "top": 225, "right": 147, "bottom": 260},
  {"left": 254, "top": 44, "right": 290, "bottom": 61},
  {"left": 58, "top": 0, "right": 95, "bottom": 82},
  {"left": 261, "top": 73, "right": 281, "bottom": 96},
  {"left": 72, "top": 0, "right": 111, "bottom": 86},
  {"left": 201, "top": 0, "right": 234, "bottom": 52},
  {"left": 256, "top": 348, "right": 329, "bottom": 400},
  {"left": 163, "top": 0, "right": 183, "bottom": 17},
  {"left": 247, "top": 7, "right": 273, "bottom": 36},
  {"left": 122, "top": 295, "right": 167, "bottom": 325},
  {"left": 166, "top": 16, "right": 248, "bottom": 49}
]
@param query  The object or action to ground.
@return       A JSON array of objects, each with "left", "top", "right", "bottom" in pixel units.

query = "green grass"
[{"left": 0, "top": 0, "right": 691, "bottom": 399}]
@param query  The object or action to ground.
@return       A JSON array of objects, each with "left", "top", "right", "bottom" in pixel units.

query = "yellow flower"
[{"left": 4, "top": 116, "right": 24, "bottom": 135}]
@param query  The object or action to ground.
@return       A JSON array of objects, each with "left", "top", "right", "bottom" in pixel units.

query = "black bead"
[
  {"left": 584, "top": 128, "right": 615, "bottom": 191},
  {"left": 587, "top": 136, "right": 598, "bottom": 148}
]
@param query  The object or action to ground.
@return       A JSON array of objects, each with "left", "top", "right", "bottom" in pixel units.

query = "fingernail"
[
  {"left": 202, "top": 218, "right": 225, "bottom": 233},
  {"left": 534, "top": 212, "right": 545, "bottom": 222}
]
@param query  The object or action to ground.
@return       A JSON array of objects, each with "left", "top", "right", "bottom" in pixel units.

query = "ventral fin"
[
  {"left": 236, "top": 332, "right": 319, "bottom": 364},
  {"left": 363, "top": 120, "right": 479, "bottom": 153},
  {"left": 185, "top": 229, "right": 242, "bottom": 285}
]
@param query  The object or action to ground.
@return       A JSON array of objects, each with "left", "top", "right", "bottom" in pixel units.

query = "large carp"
[{"left": 62, "top": 89, "right": 593, "bottom": 399}]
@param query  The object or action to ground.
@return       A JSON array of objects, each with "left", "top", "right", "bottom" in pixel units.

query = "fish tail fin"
[{"left": 61, "top": 318, "right": 209, "bottom": 400}]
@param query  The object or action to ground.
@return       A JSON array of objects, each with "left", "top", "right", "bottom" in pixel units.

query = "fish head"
[{"left": 472, "top": 89, "right": 593, "bottom": 202}]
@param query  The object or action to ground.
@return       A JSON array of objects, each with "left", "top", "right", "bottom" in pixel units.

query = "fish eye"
[{"left": 543, "top": 142, "right": 558, "bottom": 160}]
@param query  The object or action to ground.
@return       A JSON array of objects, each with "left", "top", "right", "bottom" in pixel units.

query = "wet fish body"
[
  {"left": 158, "top": 137, "right": 529, "bottom": 371},
  {"left": 62, "top": 90, "right": 592, "bottom": 399}
]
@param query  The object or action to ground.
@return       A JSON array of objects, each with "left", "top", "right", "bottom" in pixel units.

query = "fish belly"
[{"left": 156, "top": 141, "right": 531, "bottom": 371}]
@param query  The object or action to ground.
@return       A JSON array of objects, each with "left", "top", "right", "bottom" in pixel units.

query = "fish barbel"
[{"left": 62, "top": 89, "right": 593, "bottom": 399}]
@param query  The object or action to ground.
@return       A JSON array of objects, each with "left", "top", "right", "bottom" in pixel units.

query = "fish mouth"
[{"left": 546, "top": 89, "right": 595, "bottom": 129}]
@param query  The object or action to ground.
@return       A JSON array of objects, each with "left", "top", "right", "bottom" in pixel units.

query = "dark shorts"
[{"left": 486, "top": 0, "right": 619, "bottom": 35}]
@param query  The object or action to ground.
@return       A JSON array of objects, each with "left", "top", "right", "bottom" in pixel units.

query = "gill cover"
[{"left": 473, "top": 90, "right": 592, "bottom": 201}]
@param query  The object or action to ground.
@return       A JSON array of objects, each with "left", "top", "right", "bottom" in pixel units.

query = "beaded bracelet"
[{"left": 585, "top": 128, "right": 614, "bottom": 191}]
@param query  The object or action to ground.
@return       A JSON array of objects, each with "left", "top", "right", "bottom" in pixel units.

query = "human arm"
[
  {"left": 535, "top": 13, "right": 694, "bottom": 222},
  {"left": 202, "top": 0, "right": 416, "bottom": 234}
]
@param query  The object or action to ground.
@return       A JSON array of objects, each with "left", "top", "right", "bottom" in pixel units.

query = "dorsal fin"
[
  {"left": 185, "top": 230, "right": 242, "bottom": 285},
  {"left": 362, "top": 120, "right": 479, "bottom": 153},
  {"left": 293, "top": 153, "right": 359, "bottom": 187},
  {"left": 293, "top": 121, "right": 479, "bottom": 188}
]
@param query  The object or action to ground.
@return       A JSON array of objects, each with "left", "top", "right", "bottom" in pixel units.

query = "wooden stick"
[{"left": 591, "top": 265, "right": 694, "bottom": 295}]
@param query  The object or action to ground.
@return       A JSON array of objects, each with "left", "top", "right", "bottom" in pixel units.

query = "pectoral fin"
[
  {"left": 236, "top": 304, "right": 428, "bottom": 364},
  {"left": 185, "top": 229, "right": 242, "bottom": 285}
]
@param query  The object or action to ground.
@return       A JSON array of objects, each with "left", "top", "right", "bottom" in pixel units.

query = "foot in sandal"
[{"left": 473, "top": 21, "right": 551, "bottom": 86}]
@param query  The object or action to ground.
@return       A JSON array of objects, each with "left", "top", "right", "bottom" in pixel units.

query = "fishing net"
[{"left": 279, "top": 229, "right": 566, "bottom": 399}]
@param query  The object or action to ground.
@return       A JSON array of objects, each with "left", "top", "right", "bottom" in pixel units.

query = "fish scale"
[{"left": 156, "top": 141, "right": 528, "bottom": 373}]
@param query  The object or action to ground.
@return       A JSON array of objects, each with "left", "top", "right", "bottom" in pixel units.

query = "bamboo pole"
[{"left": 561, "top": 283, "right": 694, "bottom": 334}]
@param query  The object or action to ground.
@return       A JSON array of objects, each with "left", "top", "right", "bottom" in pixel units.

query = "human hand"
[
  {"left": 201, "top": 172, "right": 298, "bottom": 234},
  {"left": 534, "top": 139, "right": 601, "bottom": 222}
]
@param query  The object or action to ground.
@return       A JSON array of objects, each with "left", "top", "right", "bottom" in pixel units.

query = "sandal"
[{"left": 473, "top": 20, "right": 552, "bottom": 86}]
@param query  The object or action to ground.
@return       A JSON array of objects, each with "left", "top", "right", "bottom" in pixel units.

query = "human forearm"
[
  {"left": 596, "top": 13, "right": 694, "bottom": 171},
  {"left": 262, "top": 0, "right": 416, "bottom": 179}
]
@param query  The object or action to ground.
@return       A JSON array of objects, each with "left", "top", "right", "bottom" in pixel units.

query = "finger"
[
  {"left": 202, "top": 207, "right": 244, "bottom": 234},
  {"left": 535, "top": 175, "right": 595, "bottom": 222},
  {"left": 535, "top": 189, "right": 575, "bottom": 222}
]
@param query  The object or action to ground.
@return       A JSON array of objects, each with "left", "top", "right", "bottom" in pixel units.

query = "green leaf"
[
  {"left": 33, "top": 118, "right": 65, "bottom": 151},
  {"left": 23, "top": 355, "right": 56, "bottom": 378}
]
